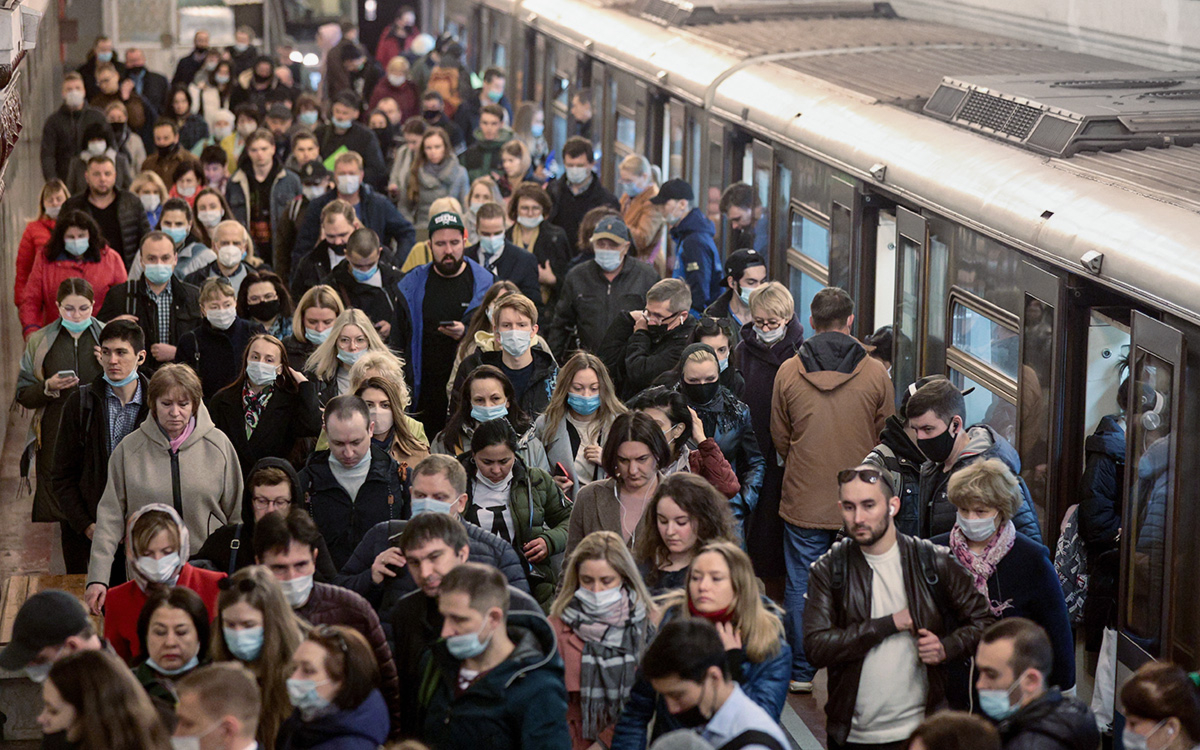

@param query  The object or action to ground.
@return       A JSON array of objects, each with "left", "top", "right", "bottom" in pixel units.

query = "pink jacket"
[{"left": 20, "top": 247, "right": 128, "bottom": 336}]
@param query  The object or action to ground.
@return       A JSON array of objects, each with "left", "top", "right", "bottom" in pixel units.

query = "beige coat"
[{"left": 86, "top": 401, "right": 243, "bottom": 585}]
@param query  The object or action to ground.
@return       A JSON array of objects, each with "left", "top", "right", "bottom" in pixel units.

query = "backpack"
[
  {"left": 425, "top": 66, "right": 462, "bottom": 117},
  {"left": 829, "top": 538, "right": 949, "bottom": 625},
  {"left": 718, "top": 730, "right": 786, "bottom": 750},
  {"left": 1053, "top": 504, "right": 1088, "bottom": 625}
]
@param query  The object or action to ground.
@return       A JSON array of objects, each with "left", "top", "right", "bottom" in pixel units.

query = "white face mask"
[
  {"left": 212, "top": 124, "right": 233, "bottom": 141},
  {"left": 576, "top": 585, "right": 623, "bottom": 610},
  {"left": 217, "top": 244, "right": 244, "bottom": 268},
  {"left": 279, "top": 574, "right": 314, "bottom": 608},
  {"left": 498, "top": 329, "right": 531, "bottom": 357},
  {"left": 565, "top": 166, "right": 591, "bottom": 185},
  {"left": 755, "top": 325, "right": 785, "bottom": 345},
  {"left": 86, "top": 140, "right": 107, "bottom": 156},
  {"left": 956, "top": 512, "right": 998, "bottom": 542},
  {"left": 206, "top": 307, "right": 237, "bottom": 330},
  {"left": 388, "top": 74, "right": 406, "bottom": 87},
  {"left": 516, "top": 214, "right": 543, "bottom": 229},
  {"left": 237, "top": 121, "right": 258, "bottom": 137},
  {"left": 136, "top": 552, "right": 182, "bottom": 584},
  {"left": 336, "top": 174, "right": 362, "bottom": 194},
  {"left": 371, "top": 408, "right": 394, "bottom": 435},
  {"left": 140, "top": 193, "right": 162, "bottom": 212},
  {"left": 197, "top": 209, "right": 223, "bottom": 229}
]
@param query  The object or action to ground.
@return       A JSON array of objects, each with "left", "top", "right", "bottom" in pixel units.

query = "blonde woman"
[
  {"left": 464, "top": 176, "right": 504, "bottom": 245},
  {"left": 131, "top": 171, "right": 169, "bottom": 229},
  {"left": 549, "top": 531, "right": 655, "bottom": 750},
  {"left": 303, "top": 308, "right": 390, "bottom": 405},
  {"left": 285, "top": 284, "right": 345, "bottom": 366},
  {"left": 534, "top": 352, "right": 627, "bottom": 500},
  {"left": 183, "top": 219, "right": 265, "bottom": 295},
  {"left": 618, "top": 153, "right": 665, "bottom": 275},
  {"left": 613, "top": 541, "right": 789, "bottom": 743}
]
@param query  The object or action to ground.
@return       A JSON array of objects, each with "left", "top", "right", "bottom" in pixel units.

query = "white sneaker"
[{"left": 789, "top": 680, "right": 813, "bottom": 694}]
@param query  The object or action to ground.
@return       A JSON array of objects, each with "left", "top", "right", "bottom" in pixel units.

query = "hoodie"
[
  {"left": 864, "top": 414, "right": 927, "bottom": 537},
  {"left": 277, "top": 688, "right": 390, "bottom": 750},
  {"left": 997, "top": 689, "right": 1099, "bottom": 750},
  {"left": 670, "top": 208, "right": 723, "bottom": 313}
]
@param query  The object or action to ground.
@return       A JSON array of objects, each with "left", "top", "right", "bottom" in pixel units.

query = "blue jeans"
[{"left": 784, "top": 523, "right": 837, "bottom": 682}]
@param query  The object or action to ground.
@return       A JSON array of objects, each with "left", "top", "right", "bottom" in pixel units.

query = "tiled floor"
[{"left": 0, "top": 409, "right": 54, "bottom": 587}]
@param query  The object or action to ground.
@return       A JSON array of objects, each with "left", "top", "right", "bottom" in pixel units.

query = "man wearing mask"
[
  {"left": 290, "top": 195, "right": 353, "bottom": 300},
  {"left": 704, "top": 248, "right": 768, "bottom": 336},
  {"left": 315, "top": 91, "right": 389, "bottom": 191},
  {"left": 90, "top": 63, "right": 149, "bottom": 138},
  {"left": 142, "top": 118, "right": 202, "bottom": 187},
  {"left": 97, "top": 233, "right": 201, "bottom": 373},
  {"left": 254, "top": 507, "right": 402, "bottom": 729},
  {"left": 905, "top": 377, "right": 1044, "bottom": 542},
  {"left": 398, "top": 211, "right": 494, "bottom": 436},
  {"left": 657, "top": 178, "right": 723, "bottom": 314},
  {"left": 172, "top": 30, "right": 212, "bottom": 89},
  {"left": 975, "top": 618, "right": 1097, "bottom": 748},
  {"left": 391, "top": 512, "right": 541, "bottom": 737},
  {"left": 451, "top": 293, "right": 556, "bottom": 416},
  {"left": 419, "top": 90, "right": 465, "bottom": 151},
  {"left": 277, "top": 158, "right": 330, "bottom": 285},
  {"left": 461, "top": 105, "right": 513, "bottom": 182},
  {"left": 224, "top": 128, "right": 301, "bottom": 263},
  {"left": 230, "top": 56, "right": 280, "bottom": 114},
  {"left": 546, "top": 215, "right": 657, "bottom": 362},
  {"left": 227, "top": 26, "right": 258, "bottom": 76},
  {"left": 78, "top": 36, "right": 124, "bottom": 100},
  {"left": 42, "top": 73, "right": 108, "bottom": 181},
  {"left": 720, "top": 182, "right": 770, "bottom": 255},
  {"left": 264, "top": 104, "right": 294, "bottom": 155},
  {"left": 455, "top": 67, "right": 512, "bottom": 147},
  {"left": 61, "top": 155, "right": 151, "bottom": 267},
  {"left": 803, "top": 465, "right": 993, "bottom": 749},
  {"left": 123, "top": 48, "right": 169, "bottom": 112},
  {"left": 547, "top": 136, "right": 619, "bottom": 257},
  {"left": 320, "top": 227, "right": 412, "bottom": 353},
  {"left": 598, "top": 277, "right": 697, "bottom": 399},
  {"left": 173, "top": 663, "right": 261, "bottom": 750},
  {"left": 464, "top": 202, "right": 540, "bottom": 299}
]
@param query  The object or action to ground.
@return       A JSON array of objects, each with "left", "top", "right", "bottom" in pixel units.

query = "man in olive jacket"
[{"left": 803, "top": 466, "right": 993, "bottom": 749}]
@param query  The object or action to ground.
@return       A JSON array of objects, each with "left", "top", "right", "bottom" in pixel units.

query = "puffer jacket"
[
  {"left": 459, "top": 455, "right": 571, "bottom": 607},
  {"left": 864, "top": 414, "right": 926, "bottom": 537},
  {"left": 277, "top": 689, "right": 389, "bottom": 750},
  {"left": 1077, "top": 414, "right": 1125, "bottom": 556},
  {"left": 997, "top": 689, "right": 1100, "bottom": 750},
  {"left": 420, "top": 611, "right": 571, "bottom": 750},
  {"left": 398, "top": 153, "right": 470, "bottom": 227},
  {"left": 918, "top": 424, "right": 1044, "bottom": 544},
  {"left": 803, "top": 534, "right": 995, "bottom": 746},
  {"left": 689, "top": 387, "right": 764, "bottom": 534},
  {"left": 14, "top": 217, "right": 55, "bottom": 305},
  {"left": 19, "top": 248, "right": 129, "bottom": 335}
]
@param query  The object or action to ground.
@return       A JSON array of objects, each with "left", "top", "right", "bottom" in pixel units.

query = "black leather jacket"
[{"left": 803, "top": 534, "right": 995, "bottom": 745}]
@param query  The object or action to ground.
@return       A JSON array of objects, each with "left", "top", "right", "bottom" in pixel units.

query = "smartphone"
[
  {"left": 437, "top": 320, "right": 458, "bottom": 327},
  {"left": 553, "top": 462, "right": 570, "bottom": 478},
  {"left": 55, "top": 370, "right": 77, "bottom": 379}
]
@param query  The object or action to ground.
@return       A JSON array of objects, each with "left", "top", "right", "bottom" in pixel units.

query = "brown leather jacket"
[{"left": 803, "top": 534, "right": 995, "bottom": 745}]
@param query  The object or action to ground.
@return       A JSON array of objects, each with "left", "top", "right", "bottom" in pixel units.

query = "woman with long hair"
[
  {"left": 511, "top": 101, "right": 550, "bottom": 180},
  {"left": 168, "top": 85, "right": 211, "bottom": 151},
  {"left": 627, "top": 386, "right": 740, "bottom": 501},
  {"left": 612, "top": 542, "right": 790, "bottom": 746},
  {"left": 356, "top": 375, "right": 430, "bottom": 474},
  {"left": 133, "top": 586, "right": 210, "bottom": 708},
  {"left": 535, "top": 352, "right": 627, "bottom": 501},
  {"left": 549, "top": 531, "right": 655, "bottom": 749},
  {"left": 15, "top": 179, "right": 68, "bottom": 306},
  {"left": 348, "top": 350, "right": 429, "bottom": 447},
  {"left": 397, "top": 126, "right": 469, "bottom": 229},
  {"left": 632, "top": 473, "right": 739, "bottom": 595},
  {"left": 303, "top": 308, "right": 391, "bottom": 405},
  {"left": 1121, "top": 661, "right": 1200, "bottom": 750},
  {"left": 210, "top": 565, "right": 305, "bottom": 749},
  {"left": 39, "top": 649, "right": 170, "bottom": 750},
  {"left": 237, "top": 269, "right": 295, "bottom": 339},
  {"left": 505, "top": 183, "right": 571, "bottom": 323},
  {"left": 496, "top": 139, "right": 532, "bottom": 199},
  {"left": 208, "top": 333, "right": 321, "bottom": 477},
  {"left": 285, "top": 284, "right": 345, "bottom": 366},
  {"left": 433, "top": 364, "right": 550, "bottom": 472},
  {"left": 464, "top": 175, "right": 504, "bottom": 245},
  {"left": 617, "top": 153, "right": 665, "bottom": 275}
]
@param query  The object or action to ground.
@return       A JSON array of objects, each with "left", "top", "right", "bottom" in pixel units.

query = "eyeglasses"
[
  {"left": 252, "top": 498, "right": 292, "bottom": 510},
  {"left": 836, "top": 468, "right": 896, "bottom": 497},
  {"left": 642, "top": 309, "right": 683, "bottom": 325}
]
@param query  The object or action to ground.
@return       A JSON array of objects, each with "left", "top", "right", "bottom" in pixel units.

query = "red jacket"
[
  {"left": 549, "top": 616, "right": 617, "bottom": 750},
  {"left": 20, "top": 247, "right": 128, "bottom": 336},
  {"left": 368, "top": 78, "right": 419, "bottom": 121},
  {"left": 14, "top": 218, "right": 54, "bottom": 307},
  {"left": 374, "top": 28, "right": 418, "bottom": 67},
  {"left": 103, "top": 563, "right": 225, "bottom": 663}
]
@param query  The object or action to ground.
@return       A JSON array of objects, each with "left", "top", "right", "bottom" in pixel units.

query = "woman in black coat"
[
  {"left": 176, "top": 277, "right": 265, "bottom": 399},
  {"left": 208, "top": 333, "right": 322, "bottom": 478},
  {"left": 506, "top": 183, "right": 572, "bottom": 326}
]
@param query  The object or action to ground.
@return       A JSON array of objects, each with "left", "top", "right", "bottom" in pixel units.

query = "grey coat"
[{"left": 397, "top": 153, "right": 470, "bottom": 227}]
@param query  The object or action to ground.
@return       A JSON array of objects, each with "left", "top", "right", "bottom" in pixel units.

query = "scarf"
[
  {"left": 559, "top": 588, "right": 648, "bottom": 740},
  {"left": 168, "top": 417, "right": 197, "bottom": 452},
  {"left": 687, "top": 598, "right": 736, "bottom": 624},
  {"left": 242, "top": 382, "right": 274, "bottom": 437},
  {"left": 949, "top": 519, "right": 1016, "bottom": 616}
]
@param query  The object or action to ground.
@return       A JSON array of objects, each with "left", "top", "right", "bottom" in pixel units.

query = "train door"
[
  {"left": 829, "top": 178, "right": 888, "bottom": 340},
  {"left": 893, "top": 208, "right": 927, "bottom": 402}
]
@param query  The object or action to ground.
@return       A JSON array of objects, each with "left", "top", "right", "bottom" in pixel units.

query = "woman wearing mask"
[
  {"left": 398, "top": 126, "right": 469, "bottom": 229},
  {"left": 688, "top": 316, "right": 745, "bottom": 397},
  {"left": 464, "top": 176, "right": 504, "bottom": 245},
  {"left": 356, "top": 375, "right": 430, "bottom": 476},
  {"left": 1120, "top": 662, "right": 1200, "bottom": 750},
  {"left": 237, "top": 270, "right": 294, "bottom": 339},
  {"left": 211, "top": 565, "right": 305, "bottom": 749},
  {"left": 14, "top": 180, "right": 68, "bottom": 306},
  {"left": 734, "top": 281, "right": 803, "bottom": 581},
  {"left": 506, "top": 183, "right": 570, "bottom": 323},
  {"left": 128, "top": 198, "right": 216, "bottom": 280},
  {"left": 565, "top": 412, "right": 672, "bottom": 560},
  {"left": 434, "top": 365, "right": 550, "bottom": 469},
  {"left": 132, "top": 171, "right": 169, "bottom": 229},
  {"left": 17, "top": 278, "right": 104, "bottom": 552},
  {"left": 65, "top": 122, "right": 133, "bottom": 195},
  {"left": 369, "top": 55, "right": 418, "bottom": 115},
  {"left": 460, "top": 418, "right": 571, "bottom": 607},
  {"left": 627, "top": 386, "right": 740, "bottom": 501},
  {"left": 102, "top": 505, "right": 225, "bottom": 661},
  {"left": 208, "top": 334, "right": 321, "bottom": 478},
  {"left": 169, "top": 85, "right": 211, "bottom": 151},
  {"left": 549, "top": 531, "right": 655, "bottom": 750},
  {"left": 107, "top": 101, "right": 147, "bottom": 172},
  {"left": 633, "top": 473, "right": 738, "bottom": 595},
  {"left": 612, "top": 542, "right": 790, "bottom": 748},
  {"left": 512, "top": 101, "right": 551, "bottom": 180},
  {"left": 293, "top": 94, "right": 325, "bottom": 131},
  {"left": 535, "top": 352, "right": 627, "bottom": 501},
  {"left": 931, "top": 458, "right": 1074, "bottom": 708},
  {"left": 496, "top": 140, "right": 533, "bottom": 199},
  {"left": 83, "top": 362, "right": 241, "bottom": 607},
  {"left": 191, "top": 108, "right": 235, "bottom": 158},
  {"left": 672, "top": 344, "right": 764, "bottom": 537},
  {"left": 19, "top": 210, "right": 127, "bottom": 337},
  {"left": 304, "top": 308, "right": 391, "bottom": 405},
  {"left": 133, "top": 586, "right": 210, "bottom": 708},
  {"left": 184, "top": 219, "right": 267, "bottom": 296},
  {"left": 277, "top": 625, "right": 389, "bottom": 750},
  {"left": 192, "top": 187, "right": 233, "bottom": 249},
  {"left": 198, "top": 65, "right": 235, "bottom": 130},
  {"left": 285, "top": 284, "right": 345, "bottom": 368},
  {"left": 177, "top": 277, "right": 266, "bottom": 398},
  {"left": 38, "top": 649, "right": 170, "bottom": 750},
  {"left": 617, "top": 154, "right": 665, "bottom": 275},
  {"left": 169, "top": 161, "right": 205, "bottom": 209}
]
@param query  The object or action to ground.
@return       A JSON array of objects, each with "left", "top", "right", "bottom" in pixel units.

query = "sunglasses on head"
[{"left": 836, "top": 467, "right": 896, "bottom": 497}]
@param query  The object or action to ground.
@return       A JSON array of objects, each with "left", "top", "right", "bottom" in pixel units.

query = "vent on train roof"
[
  {"left": 631, "top": 0, "right": 895, "bottom": 25},
  {"left": 923, "top": 71, "right": 1200, "bottom": 157}
]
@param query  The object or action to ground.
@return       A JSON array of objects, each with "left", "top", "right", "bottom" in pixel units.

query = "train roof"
[{"left": 519, "top": 0, "right": 1200, "bottom": 324}]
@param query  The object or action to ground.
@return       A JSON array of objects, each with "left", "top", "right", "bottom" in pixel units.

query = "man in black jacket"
[
  {"left": 97, "top": 232, "right": 202, "bottom": 374},
  {"left": 316, "top": 91, "right": 388, "bottom": 191},
  {"left": 451, "top": 293, "right": 557, "bottom": 418},
  {"left": 464, "top": 202, "right": 540, "bottom": 301},
  {"left": 48, "top": 321, "right": 149, "bottom": 575},
  {"left": 975, "top": 618, "right": 1098, "bottom": 749},
  {"left": 61, "top": 155, "right": 151, "bottom": 267},
  {"left": 320, "top": 227, "right": 412, "bottom": 355},
  {"left": 804, "top": 465, "right": 993, "bottom": 749},
  {"left": 547, "top": 136, "right": 620, "bottom": 256},
  {"left": 42, "top": 73, "right": 108, "bottom": 181},
  {"left": 419, "top": 90, "right": 465, "bottom": 151},
  {"left": 599, "top": 277, "right": 696, "bottom": 399}
]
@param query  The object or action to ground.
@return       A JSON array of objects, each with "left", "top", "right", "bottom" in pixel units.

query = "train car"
[{"left": 435, "top": 0, "right": 1200, "bottom": 709}]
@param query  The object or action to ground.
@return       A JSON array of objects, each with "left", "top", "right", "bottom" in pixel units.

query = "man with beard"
[
  {"left": 803, "top": 466, "right": 993, "bottom": 750},
  {"left": 61, "top": 155, "right": 150, "bottom": 266},
  {"left": 398, "top": 211, "right": 493, "bottom": 435},
  {"left": 719, "top": 182, "right": 769, "bottom": 255}
]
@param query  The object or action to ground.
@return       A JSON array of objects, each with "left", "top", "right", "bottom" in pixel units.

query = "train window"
[
  {"left": 789, "top": 268, "right": 826, "bottom": 334},
  {"left": 949, "top": 300, "right": 1020, "bottom": 381},
  {"left": 776, "top": 163, "right": 792, "bottom": 268},
  {"left": 664, "top": 101, "right": 686, "bottom": 181},
  {"left": 791, "top": 213, "right": 830, "bottom": 268},
  {"left": 948, "top": 368, "right": 1017, "bottom": 444},
  {"left": 788, "top": 205, "right": 830, "bottom": 328},
  {"left": 706, "top": 122, "right": 726, "bottom": 246},
  {"left": 616, "top": 114, "right": 636, "bottom": 153}
]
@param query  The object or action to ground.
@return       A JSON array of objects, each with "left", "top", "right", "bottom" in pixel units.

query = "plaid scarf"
[
  {"left": 242, "top": 382, "right": 274, "bottom": 437},
  {"left": 559, "top": 588, "right": 648, "bottom": 740},
  {"left": 949, "top": 519, "right": 1016, "bottom": 617}
]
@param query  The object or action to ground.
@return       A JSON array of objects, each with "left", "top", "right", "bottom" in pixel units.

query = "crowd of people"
[{"left": 5, "top": 10, "right": 1178, "bottom": 750}]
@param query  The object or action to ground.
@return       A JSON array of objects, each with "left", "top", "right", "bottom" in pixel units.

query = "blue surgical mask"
[
  {"left": 337, "top": 347, "right": 365, "bottom": 366},
  {"left": 530, "top": 123, "right": 544, "bottom": 138},
  {"left": 332, "top": 117, "right": 353, "bottom": 130},
  {"left": 445, "top": 626, "right": 492, "bottom": 660},
  {"left": 411, "top": 496, "right": 456, "bottom": 515},
  {"left": 96, "top": 51, "right": 113, "bottom": 62},
  {"left": 104, "top": 370, "right": 139, "bottom": 388},
  {"left": 471, "top": 403, "right": 508, "bottom": 422},
  {"left": 144, "top": 263, "right": 174, "bottom": 285},
  {"left": 64, "top": 237, "right": 89, "bottom": 256},
  {"left": 351, "top": 264, "right": 379, "bottom": 282},
  {"left": 147, "top": 653, "right": 199, "bottom": 676},
  {"left": 223, "top": 625, "right": 264, "bottom": 662},
  {"left": 298, "top": 110, "right": 319, "bottom": 126},
  {"left": 978, "top": 675, "right": 1024, "bottom": 721},
  {"left": 738, "top": 284, "right": 754, "bottom": 306},
  {"left": 567, "top": 393, "right": 600, "bottom": 416},
  {"left": 286, "top": 677, "right": 331, "bottom": 714},
  {"left": 305, "top": 327, "right": 330, "bottom": 345},
  {"left": 163, "top": 226, "right": 188, "bottom": 245},
  {"left": 486, "top": 89, "right": 503, "bottom": 103},
  {"left": 718, "top": 357, "right": 729, "bottom": 373},
  {"left": 480, "top": 235, "right": 504, "bottom": 256},
  {"left": 61, "top": 316, "right": 93, "bottom": 334},
  {"left": 618, "top": 181, "right": 641, "bottom": 198},
  {"left": 594, "top": 249, "right": 622, "bottom": 272}
]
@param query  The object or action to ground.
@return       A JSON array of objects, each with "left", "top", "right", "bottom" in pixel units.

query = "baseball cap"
[
  {"left": 428, "top": 210, "right": 465, "bottom": 235},
  {"left": 650, "top": 178, "right": 694, "bottom": 205},
  {"left": 297, "top": 160, "right": 330, "bottom": 185},
  {"left": 0, "top": 590, "right": 90, "bottom": 670},
  {"left": 592, "top": 215, "right": 631, "bottom": 244},
  {"left": 724, "top": 248, "right": 766, "bottom": 280}
]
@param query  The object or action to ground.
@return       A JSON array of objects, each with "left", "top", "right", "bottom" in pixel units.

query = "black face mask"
[
  {"left": 247, "top": 299, "right": 281, "bottom": 321},
  {"left": 917, "top": 419, "right": 959, "bottom": 464},
  {"left": 729, "top": 225, "right": 756, "bottom": 251},
  {"left": 156, "top": 141, "right": 179, "bottom": 157},
  {"left": 195, "top": 46, "right": 209, "bottom": 56},
  {"left": 423, "top": 109, "right": 441, "bottom": 122},
  {"left": 646, "top": 323, "right": 668, "bottom": 338},
  {"left": 126, "top": 66, "right": 145, "bottom": 77},
  {"left": 254, "top": 71, "right": 273, "bottom": 84},
  {"left": 326, "top": 241, "right": 346, "bottom": 256},
  {"left": 110, "top": 122, "right": 127, "bottom": 138},
  {"left": 670, "top": 679, "right": 711, "bottom": 729},
  {"left": 681, "top": 381, "right": 720, "bottom": 406}
]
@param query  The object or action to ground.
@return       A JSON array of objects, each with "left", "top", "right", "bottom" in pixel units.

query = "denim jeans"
[{"left": 783, "top": 523, "right": 837, "bottom": 682}]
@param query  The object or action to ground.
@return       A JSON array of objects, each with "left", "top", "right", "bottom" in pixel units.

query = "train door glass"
[
  {"left": 894, "top": 208, "right": 927, "bottom": 398},
  {"left": 1120, "top": 312, "right": 1184, "bottom": 662},
  {"left": 1017, "top": 264, "right": 1061, "bottom": 532},
  {"left": 663, "top": 100, "right": 686, "bottom": 181},
  {"left": 774, "top": 163, "right": 792, "bottom": 277},
  {"left": 873, "top": 209, "right": 897, "bottom": 336},
  {"left": 706, "top": 122, "right": 728, "bottom": 250},
  {"left": 828, "top": 179, "right": 861, "bottom": 302},
  {"left": 687, "top": 109, "right": 703, "bottom": 204},
  {"left": 786, "top": 204, "right": 830, "bottom": 328},
  {"left": 947, "top": 294, "right": 1020, "bottom": 443}
]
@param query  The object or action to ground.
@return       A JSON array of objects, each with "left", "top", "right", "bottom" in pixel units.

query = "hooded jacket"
[
  {"left": 293, "top": 184, "right": 416, "bottom": 265},
  {"left": 277, "top": 688, "right": 390, "bottom": 750},
  {"left": 421, "top": 611, "right": 571, "bottom": 750},
  {"left": 546, "top": 257, "right": 659, "bottom": 363},
  {"left": 864, "top": 414, "right": 927, "bottom": 537},
  {"left": 997, "top": 689, "right": 1100, "bottom": 750},
  {"left": 918, "top": 424, "right": 1044, "bottom": 544},
  {"left": 598, "top": 313, "right": 697, "bottom": 400},
  {"left": 1077, "top": 414, "right": 1125, "bottom": 555},
  {"left": 670, "top": 208, "right": 723, "bottom": 313},
  {"left": 87, "top": 400, "right": 244, "bottom": 587},
  {"left": 320, "top": 257, "right": 414, "bottom": 356},
  {"left": 771, "top": 331, "right": 894, "bottom": 528}
]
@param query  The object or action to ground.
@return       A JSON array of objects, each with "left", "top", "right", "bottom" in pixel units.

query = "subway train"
[{"left": 434, "top": 0, "right": 1200, "bottom": 711}]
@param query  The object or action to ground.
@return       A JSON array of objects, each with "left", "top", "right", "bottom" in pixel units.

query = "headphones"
[{"left": 1141, "top": 387, "right": 1167, "bottom": 431}]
